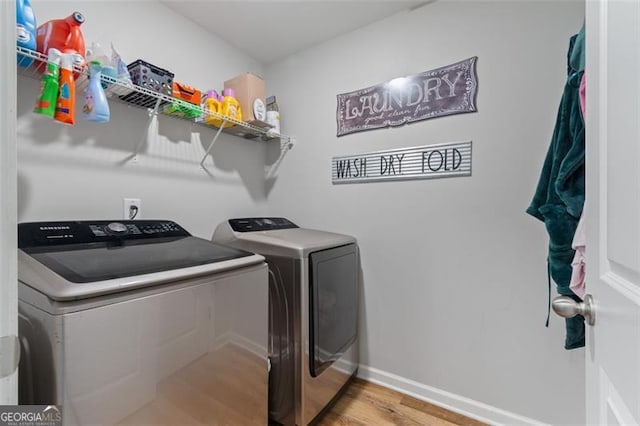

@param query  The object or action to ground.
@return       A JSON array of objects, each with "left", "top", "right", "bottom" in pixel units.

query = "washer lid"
[
  {"left": 22, "top": 235, "right": 253, "bottom": 283},
  {"left": 18, "top": 220, "right": 264, "bottom": 300}
]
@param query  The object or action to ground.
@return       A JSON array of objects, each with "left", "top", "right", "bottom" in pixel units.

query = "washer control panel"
[
  {"left": 89, "top": 221, "right": 184, "bottom": 237},
  {"left": 229, "top": 217, "right": 298, "bottom": 232},
  {"left": 18, "top": 220, "right": 190, "bottom": 248}
]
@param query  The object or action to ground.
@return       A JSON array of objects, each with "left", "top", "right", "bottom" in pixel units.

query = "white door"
[{"left": 584, "top": 0, "right": 640, "bottom": 424}]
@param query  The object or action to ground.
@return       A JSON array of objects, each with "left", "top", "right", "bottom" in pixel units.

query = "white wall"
[
  {"left": 17, "top": 1, "right": 271, "bottom": 238},
  {"left": 264, "top": 1, "right": 585, "bottom": 424}
]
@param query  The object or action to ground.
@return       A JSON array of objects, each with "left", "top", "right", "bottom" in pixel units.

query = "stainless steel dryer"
[
  {"left": 18, "top": 220, "right": 269, "bottom": 426},
  {"left": 213, "top": 218, "right": 359, "bottom": 425}
]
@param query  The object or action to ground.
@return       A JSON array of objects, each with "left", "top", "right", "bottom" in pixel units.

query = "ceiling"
[{"left": 161, "top": 1, "right": 428, "bottom": 64}]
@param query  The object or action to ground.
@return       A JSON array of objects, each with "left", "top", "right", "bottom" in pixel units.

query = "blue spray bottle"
[
  {"left": 82, "top": 61, "right": 110, "bottom": 123},
  {"left": 16, "top": 0, "right": 37, "bottom": 67}
]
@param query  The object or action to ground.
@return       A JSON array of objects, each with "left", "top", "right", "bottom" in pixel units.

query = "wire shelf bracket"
[{"left": 199, "top": 118, "right": 227, "bottom": 170}]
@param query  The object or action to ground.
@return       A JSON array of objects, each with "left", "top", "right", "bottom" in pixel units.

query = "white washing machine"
[
  {"left": 213, "top": 217, "right": 359, "bottom": 425},
  {"left": 18, "top": 220, "right": 269, "bottom": 426}
]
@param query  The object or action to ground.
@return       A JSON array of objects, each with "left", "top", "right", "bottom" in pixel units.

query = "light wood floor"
[
  {"left": 118, "top": 344, "right": 267, "bottom": 425},
  {"left": 114, "top": 342, "right": 485, "bottom": 426},
  {"left": 316, "top": 379, "right": 487, "bottom": 426}
]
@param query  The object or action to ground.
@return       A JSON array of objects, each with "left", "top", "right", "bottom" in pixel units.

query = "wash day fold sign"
[{"left": 333, "top": 57, "right": 477, "bottom": 184}]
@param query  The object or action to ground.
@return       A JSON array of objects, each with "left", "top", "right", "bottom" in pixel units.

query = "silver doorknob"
[{"left": 552, "top": 294, "right": 595, "bottom": 326}]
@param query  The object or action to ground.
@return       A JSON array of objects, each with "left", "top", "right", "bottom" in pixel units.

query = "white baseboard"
[
  {"left": 214, "top": 331, "right": 268, "bottom": 360},
  {"left": 357, "top": 365, "right": 548, "bottom": 426}
]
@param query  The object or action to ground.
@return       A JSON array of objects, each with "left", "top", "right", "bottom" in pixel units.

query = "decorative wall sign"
[
  {"left": 332, "top": 141, "right": 471, "bottom": 184},
  {"left": 336, "top": 57, "right": 478, "bottom": 137}
]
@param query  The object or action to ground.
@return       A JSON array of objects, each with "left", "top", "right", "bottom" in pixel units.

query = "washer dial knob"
[{"left": 106, "top": 222, "right": 128, "bottom": 234}]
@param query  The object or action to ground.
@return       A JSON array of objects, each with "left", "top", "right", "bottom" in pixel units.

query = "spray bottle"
[
  {"left": 82, "top": 61, "right": 110, "bottom": 123},
  {"left": 33, "top": 48, "right": 62, "bottom": 118},
  {"left": 54, "top": 52, "right": 82, "bottom": 125}
]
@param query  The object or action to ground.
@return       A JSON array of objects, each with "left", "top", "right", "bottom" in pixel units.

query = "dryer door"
[{"left": 308, "top": 243, "right": 358, "bottom": 377}]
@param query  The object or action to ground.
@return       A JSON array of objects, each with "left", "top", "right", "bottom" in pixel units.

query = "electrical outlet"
[{"left": 123, "top": 198, "right": 141, "bottom": 220}]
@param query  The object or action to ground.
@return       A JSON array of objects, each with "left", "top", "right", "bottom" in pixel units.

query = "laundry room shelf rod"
[{"left": 16, "top": 46, "right": 294, "bottom": 153}]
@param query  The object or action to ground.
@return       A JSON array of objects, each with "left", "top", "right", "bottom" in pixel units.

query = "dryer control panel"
[{"left": 229, "top": 217, "right": 298, "bottom": 232}]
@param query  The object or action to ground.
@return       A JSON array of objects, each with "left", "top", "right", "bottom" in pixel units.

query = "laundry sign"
[
  {"left": 332, "top": 141, "right": 472, "bottom": 184},
  {"left": 336, "top": 57, "right": 478, "bottom": 136}
]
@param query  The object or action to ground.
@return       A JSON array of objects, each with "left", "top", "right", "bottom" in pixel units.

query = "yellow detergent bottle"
[
  {"left": 202, "top": 90, "right": 223, "bottom": 127},
  {"left": 219, "top": 88, "right": 242, "bottom": 127}
]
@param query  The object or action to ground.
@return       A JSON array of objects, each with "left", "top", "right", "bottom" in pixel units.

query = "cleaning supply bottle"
[
  {"left": 220, "top": 88, "right": 242, "bottom": 127},
  {"left": 82, "top": 61, "right": 110, "bottom": 123},
  {"left": 33, "top": 48, "right": 62, "bottom": 117},
  {"left": 111, "top": 43, "right": 132, "bottom": 84},
  {"left": 16, "top": 0, "right": 37, "bottom": 67},
  {"left": 36, "top": 12, "right": 86, "bottom": 60},
  {"left": 85, "top": 42, "right": 109, "bottom": 67},
  {"left": 85, "top": 42, "right": 117, "bottom": 89},
  {"left": 54, "top": 52, "right": 82, "bottom": 125},
  {"left": 266, "top": 95, "right": 280, "bottom": 135},
  {"left": 202, "top": 90, "right": 223, "bottom": 126}
]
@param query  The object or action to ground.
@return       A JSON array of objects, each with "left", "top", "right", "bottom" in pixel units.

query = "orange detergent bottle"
[
  {"left": 36, "top": 12, "right": 86, "bottom": 64},
  {"left": 54, "top": 52, "right": 82, "bottom": 125},
  {"left": 219, "top": 88, "right": 242, "bottom": 127}
]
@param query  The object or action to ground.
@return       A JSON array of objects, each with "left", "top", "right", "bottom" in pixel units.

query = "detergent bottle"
[
  {"left": 36, "top": 12, "right": 86, "bottom": 62},
  {"left": 54, "top": 52, "right": 82, "bottom": 125},
  {"left": 111, "top": 43, "right": 132, "bottom": 84},
  {"left": 202, "top": 90, "right": 223, "bottom": 126},
  {"left": 266, "top": 95, "right": 280, "bottom": 134},
  {"left": 220, "top": 89, "right": 242, "bottom": 127},
  {"left": 85, "top": 42, "right": 108, "bottom": 66},
  {"left": 33, "top": 48, "right": 61, "bottom": 117},
  {"left": 16, "top": 0, "right": 37, "bottom": 67},
  {"left": 82, "top": 61, "right": 110, "bottom": 123},
  {"left": 85, "top": 42, "right": 117, "bottom": 89}
]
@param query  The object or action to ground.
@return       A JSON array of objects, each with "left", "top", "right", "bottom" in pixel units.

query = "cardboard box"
[{"left": 223, "top": 72, "right": 267, "bottom": 125}]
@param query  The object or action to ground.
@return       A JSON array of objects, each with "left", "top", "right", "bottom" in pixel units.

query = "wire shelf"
[{"left": 16, "top": 46, "right": 290, "bottom": 144}]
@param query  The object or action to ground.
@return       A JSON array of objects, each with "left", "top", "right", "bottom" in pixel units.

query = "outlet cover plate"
[{"left": 123, "top": 198, "right": 141, "bottom": 220}]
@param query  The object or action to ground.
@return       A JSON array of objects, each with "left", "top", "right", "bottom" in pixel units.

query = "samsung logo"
[{"left": 40, "top": 226, "right": 70, "bottom": 230}]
